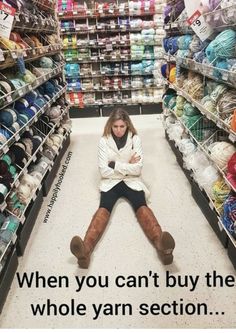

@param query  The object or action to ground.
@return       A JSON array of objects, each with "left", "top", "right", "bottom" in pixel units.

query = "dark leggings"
[{"left": 99, "top": 181, "right": 147, "bottom": 213}]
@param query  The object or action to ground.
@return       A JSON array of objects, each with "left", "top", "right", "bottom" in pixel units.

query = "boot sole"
[
  {"left": 159, "top": 232, "right": 175, "bottom": 265},
  {"left": 70, "top": 236, "right": 90, "bottom": 269},
  {"left": 161, "top": 232, "right": 175, "bottom": 254}
]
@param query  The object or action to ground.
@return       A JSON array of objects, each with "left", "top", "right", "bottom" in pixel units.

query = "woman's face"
[{"left": 112, "top": 119, "right": 127, "bottom": 138}]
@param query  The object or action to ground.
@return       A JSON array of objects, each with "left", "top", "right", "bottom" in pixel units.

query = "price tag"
[
  {"left": 187, "top": 9, "right": 213, "bottom": 42},
  {"left": 2, "top": 144, "right": 8, "bottom": 154},
  {"left": 0, "top": 48, "right": 5, "bottom": 61},
  {"left": 229, "top": 133, "right": 236, "bottom": 143},
  {"left": 0, "top": 2, "right": 15, "bottom": 39},
  {"left": 227, "top": 8, "right": 234, "bottom": 18},
  {"left": 58, "top": 12, "right": 63, "bottom": 16},
  {"left": 222, "top": 71, "right": 229, "bottom": 81},
  {"left": 18, "top": 88, "right": 24, "bottom": 96},
  {"left": 106, "top": 43, "right": 113, "bottom": 51},
  {"left": 11, "top": 51, "right": 17, "bottom": 59},
  {"left": 6, "top": 94, "right": 12, "bottom": 102},
  {"left": 205, "top": 15, "right": 211, "bottom": 23},
  {"left": 217, "top": 219, "right": 223, "bottom": 231},
  {"left": 214, "top": 12, "right": 220, "bottom": 21},
  {"left": 12, "top": 232, "right": 17, "bottom": 243},
  {"left": 15, "top": 12, "right": 20, "bottom": 22},
  {"left": 73, "top": 11, "right": 77, "bottom": 15}
]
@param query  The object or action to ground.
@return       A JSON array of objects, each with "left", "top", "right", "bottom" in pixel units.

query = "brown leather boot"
[
  {"left": 136, "top": 206, "right": 175, "bottom": 265},
  {"left": 70, "top": 208, "right": 110, "bottom": 268}
]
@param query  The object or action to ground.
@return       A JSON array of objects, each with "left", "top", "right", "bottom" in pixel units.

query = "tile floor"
[{"left": 0, "top": 115, "right": 235, "bottom": 329}]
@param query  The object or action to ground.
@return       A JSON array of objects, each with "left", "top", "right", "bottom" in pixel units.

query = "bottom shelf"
[
  {"left": 16, "top": 188, "right": 44, "bottom": 256},
  {"left": 165, "top": 130, "right": 236, "bottom": 269},
  {"left": 228, "top": 237, "right": 236, "bottom": 270},
  {"left": 165, "top": 131, "right": 193, "bottom": 184},
  {"left": 191, "top": 181, "right": 228, "bottom": 249},
  {"left": 0, "top": 246, "right": 18, "bottom": 313},
  {"left": 69, "top": 103, "right": 163, "bottom": 118},
  {"left": 70, "top": 106, "right": 100, "bottom": 118},
  {"left": 42, "top": 135, "right": 71, "bottom": 197}
]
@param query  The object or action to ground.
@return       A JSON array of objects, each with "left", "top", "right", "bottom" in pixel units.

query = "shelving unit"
[
  {"left": 0, "top": 0, "right": 72, "bottom": 312},
  {"left": 162, "top": 1, "right": 236, "bottom": 270},
  {"left": 58, "top": 0, "right": 165, "bottom": 117}
]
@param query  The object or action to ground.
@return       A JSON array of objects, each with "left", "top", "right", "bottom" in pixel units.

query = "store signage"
[
  {"left": 0, "top": 1, "right": 15, "bottom": 38},
  {"left": 184, "top": 0, "right": 213, "bottom": 41}
]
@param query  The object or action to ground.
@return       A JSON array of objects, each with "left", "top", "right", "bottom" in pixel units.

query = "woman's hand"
[{"left": 129, "top": 153, "right": 141, "bottom": 164}]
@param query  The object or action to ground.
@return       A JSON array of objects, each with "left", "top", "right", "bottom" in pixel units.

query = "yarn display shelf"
[
  {"left": 65, "top": 55, "right": 159, "bottom": 63},
  {"left": 0, "top": 107, "right": 69, "bottom": 210},
  {"left": 0, "top": 47, "right": 62, "bottom": 71},
  {"left": 6, "top": 184, "right": 44, "bottom": 224},
  {"left": 61, "top": 27, "right": 145, "bottom": 35},
  {"left": 201, "top": 133, "right": 236, "bottom": 193},
  {"left": 5, "top": 132, "right": 71, "bottom": 222},
  {"left": 167, "top": 107, "right": 236, "bottom": 193},
  {"left": 67, "top": 72, "right": 155, "bottom": 79},
  {"left": 169, "top": 83, "right": 236, "bottom": 144},
  {"left": 0, "top": 230, "right": 18, "bottom": 263},
  {"left": 163, "top": 53, "right": 176, "bottom": 62},
  {"left": 204, "top": 4, "right": 236, "bottom": 31},
  {"left": 32, "top": 0, "right": 56, "bottom": 12},
  {"left": 3, "top": 122, "right": 60, "bottom": 215},
  {"left": 176, "top": 56, "right": 236, "bottom": 89},
  {"left": 63, "top": 42, "right": 161, "bottom": 50},
  {"left": 164, "top": 20, "right": 192, "bottom": 35},
  {"left": 0, "top": 85, "right": 67, "bottom": 157},
  {"left": 69, "top": 100, "right": 161, "bottom": 107},
  {"left": 0, "top": 63, "right": 65, "bottom": 112},
  {"left": 70, "top": 85, "right": 157, "bottom": 93},
  {"left": 12, "top": 24, "right": 57, "bottom": 35},
  {"left": 58, "top": 10, "right": 158, "bottom": 20},
  {"left": 219, "top": 219, "right": 236, "bottom": 246}
]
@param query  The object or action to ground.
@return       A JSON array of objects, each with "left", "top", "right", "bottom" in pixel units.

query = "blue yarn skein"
[
  {"left": 213, "top": 59, "right": 229, "bottom": 79},
  {"left": 206, "top": 29, "right": 236, "bottom": 63},
  {"left": 169, "top": 37, "right": 179, "bottom": 55}
]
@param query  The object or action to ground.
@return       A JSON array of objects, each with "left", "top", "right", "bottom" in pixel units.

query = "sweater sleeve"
[
  {"left": 114, "top": 135, "right": 143, "bottom": 176},
  {"left": 98, "top": 137, "right": 116, "bottom": 178}
]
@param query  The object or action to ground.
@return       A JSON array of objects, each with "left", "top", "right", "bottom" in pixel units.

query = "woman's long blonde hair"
[{"left": 103, "top": 108, "right": 137, "bottom": 137}]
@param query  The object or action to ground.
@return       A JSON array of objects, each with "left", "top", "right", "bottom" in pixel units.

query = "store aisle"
[{"left": 0, "top": 115, "right": 235, "bottom": 329}]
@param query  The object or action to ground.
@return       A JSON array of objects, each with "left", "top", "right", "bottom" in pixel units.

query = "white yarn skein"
[
  {"left": 17, "top": 183, "right": 31, "bottom": 204},
  {"left": 21, "top": 174, "right": 38, "bottom": 191},
  {"left": 209, "top": 142, "right": 236, "bottom": 169},
  {"left": 194, "top": 165, "right": 219, "bottom": 194}
]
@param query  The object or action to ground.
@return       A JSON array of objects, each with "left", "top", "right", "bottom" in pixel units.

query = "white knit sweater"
[{"left": 98, "top": 131, "right": 150, "bottom": 199}]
